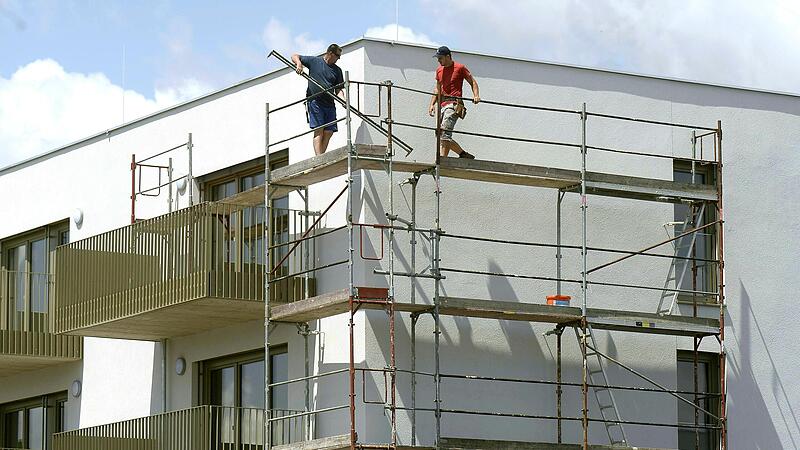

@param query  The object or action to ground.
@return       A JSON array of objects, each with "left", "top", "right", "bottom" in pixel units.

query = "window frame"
[
  {"left": 200, "top": 345, "right": 288, "bottom": 409},
  {"left": 201, "top": 151, "right": 289, "bottom": 203},
  {"left": 1, "top": 221, "right": 69, "bottom": 332},
  {"left": 672, "top": 161, "right": 718, "bottom": 304},
  {"left": 676, "top": 350, "right": 720, "bottom": 450},
  {"left": 0, "top": 391, "right": 68, "bottom": 450}
]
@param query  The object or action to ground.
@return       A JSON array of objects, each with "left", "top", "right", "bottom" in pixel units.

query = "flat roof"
[{"left": 2, "top": 36, "right": 797, "bottom": 176}]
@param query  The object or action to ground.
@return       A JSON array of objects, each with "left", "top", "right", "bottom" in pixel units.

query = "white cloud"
[
  {"left": 364, "top": 24, "right": 437, "bottom": 45},
  {"left": 0, "top": 59, "right": 209, "bottom": 167},
  {"left": 420, "top": 0, "right": 800, "bottom": 94},
  {"left": 262, "top": 17, "right": 326, "bottom": 57}
]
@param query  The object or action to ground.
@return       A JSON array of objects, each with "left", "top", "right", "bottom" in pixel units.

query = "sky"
[{"left": 1, "top": 0, "right": 799, "bottom": 168}]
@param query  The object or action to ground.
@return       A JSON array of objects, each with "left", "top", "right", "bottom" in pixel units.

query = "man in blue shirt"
[{"left": 291, "top": 44, "right": 345, "bottom": 155}]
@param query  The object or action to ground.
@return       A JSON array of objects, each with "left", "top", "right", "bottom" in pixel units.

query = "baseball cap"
[{"left": 433, "top": 46, "right": 451, "bottom": 57}]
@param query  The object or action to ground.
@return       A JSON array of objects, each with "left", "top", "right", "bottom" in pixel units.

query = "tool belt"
[{"left": 454, "top": 99, "right": 467, "bottom": 119}]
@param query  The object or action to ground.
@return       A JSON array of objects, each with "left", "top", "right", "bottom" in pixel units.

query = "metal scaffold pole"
[
  {"left": 433, "top": 91, "right": 443, "bottom": 449},
  {"left": 386, "top": 81, "right": 398, "bottom": 448},
  {"left": 580, "top": 102, "right": 589, "bottom": 450},
  {"left": 409, "top": 173, "right": 419, "bottom": 446},
  {"left": 344, "top": 70, "right": 357, "bottom": 450},
  {"left": 716, "top": 121, "right": 727, "bottom": 450},
  {"left": 264, "top": 102, "right": 272, "bottom": 450}
]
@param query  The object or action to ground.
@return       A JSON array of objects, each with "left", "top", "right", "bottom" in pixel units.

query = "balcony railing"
[
  {"left": 54, "top": 203, "right": 317, "bottom": 336},
  {"left": 0, "top": 269, "right": 82, "bottom": 373},
  {"left": 53, "top": 406, "right": 306, "bottom": 450}
]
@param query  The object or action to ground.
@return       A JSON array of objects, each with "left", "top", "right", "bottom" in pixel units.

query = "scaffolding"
[{"left": 257, "top": 51, "right": 726, "bottom": 450}]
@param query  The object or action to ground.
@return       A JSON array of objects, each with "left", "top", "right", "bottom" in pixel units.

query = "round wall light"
[
  {"left": 71, "top": 380, "right": 82, "bottom": 398},
  {"left": 72, "top": 209, "right": 84, "bottom": 228},
  {"left": 175, "top": 357, "right": 186, "bottom": 376},
  {"left": 177, "top": 177, "right": 187, "bottom": 195}
]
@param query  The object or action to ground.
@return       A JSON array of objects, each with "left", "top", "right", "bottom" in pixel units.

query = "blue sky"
[
  {"left": 0, "top": 0, "right": 421, "bottom": 95},
  {"left": 1, "top": 0, "right": 799, "bottom": 167}
]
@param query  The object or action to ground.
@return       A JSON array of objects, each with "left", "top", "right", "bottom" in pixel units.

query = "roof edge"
[{"left": 2, "top": 37, "right": 797, "bottom": 175}]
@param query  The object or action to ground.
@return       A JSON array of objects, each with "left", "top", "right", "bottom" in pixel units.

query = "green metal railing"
[
  {"left": 0, "top": 269, "right": 82, "bottom": 361},
  {"left": 53, "top": 406, "right": 306, "bottom": 450},
  {"left": 54, "top": 202, "right": 317, "bottom": 335}
]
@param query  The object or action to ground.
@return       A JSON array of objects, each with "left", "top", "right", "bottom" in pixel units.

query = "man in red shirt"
[{"left": 427, "top": 46, "right": 480, "bottom": 159}]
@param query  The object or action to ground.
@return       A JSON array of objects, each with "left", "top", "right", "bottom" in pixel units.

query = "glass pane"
[
  {"left": 210, "top": 366, "right": 236, "bottom": 446},
  {"left": 270, "top": 352, "right": 290, "bottom": 446},
  {"left": 270, "top": 353, "right": 288, "bottom": 409},
  {"left": 241, "top": 360, "right": 265, "bottom": 445},
  {"left": 677, "top": 359, "right": 711, "bottom": 450},
  {"left": 241, "top": 360, "right": 265, "bottom": 408},
  {"left": 8, "top": 245, "right": 26, "bottom": 330},
  {"left": 59, "top": 230, "right": 70, "bottom": 246},
  {"left": 30, "top": 239, "right": 48, "bottom": 332},
  {"left": 210, "top": 366, "right": 235, "bottom": 406},
  {"left": 211, "top": 180, "right": 236, "bottom": 201},
  {"left": 57, "top": 400, "right": 66, "bottom": 432},
  {"left": 28, "top": 406, "right": 44, "bottom": 450},
  {"left": 672, "top": 170, "right": 711, "bottom": 294},
  {"left": 241, "top": 172, "right": 265, "bottom": 192},
  {"left": 4, "top": 410, "right": 24, "bottom": 447}
]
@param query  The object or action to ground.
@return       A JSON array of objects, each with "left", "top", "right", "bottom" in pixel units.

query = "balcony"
[
  {"left": 54, "top": 203, "right": 316, "bottom": 341},
  {"left": 53, "top": 406, "right": 306, "bottom": 450},
  {"left": 0, "top": 270, "right": 82, "bottom": 377}
]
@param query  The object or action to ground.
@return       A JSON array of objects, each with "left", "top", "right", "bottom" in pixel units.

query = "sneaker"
[{"left": 459, "top": 151, "right": 475, "bottom": 159}]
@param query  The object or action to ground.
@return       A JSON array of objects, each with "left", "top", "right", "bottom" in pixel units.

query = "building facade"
[{"left": 0, "top": 38, "right": 798, "bottom": 449}]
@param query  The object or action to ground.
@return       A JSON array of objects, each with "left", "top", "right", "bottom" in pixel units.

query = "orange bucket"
[{"left": 546, "top": 294, "right": 571, "bottom": 307}]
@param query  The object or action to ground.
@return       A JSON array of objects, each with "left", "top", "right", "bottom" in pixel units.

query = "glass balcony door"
[
  {"left": 4, "top": 237, "right": 49, "bottom": 333},
  {"left": 205, "top": 348, "right": 289, "bottom": 449}
]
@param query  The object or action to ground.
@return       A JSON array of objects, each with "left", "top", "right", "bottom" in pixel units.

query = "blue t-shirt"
[{"left": 300, "top": 55, "right": 344, "bottom": 106}]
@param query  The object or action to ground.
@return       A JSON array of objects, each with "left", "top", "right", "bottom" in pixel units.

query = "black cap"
[{"left": 433, "top": 46, "right": 451, "bottom": 57}]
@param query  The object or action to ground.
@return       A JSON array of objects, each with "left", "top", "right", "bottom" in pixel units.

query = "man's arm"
[
  {"left": 428, "top": 81, "right": 440, "bottom": 117},
  {"left": 291, "top": 54, "right": 304, "bottom": 74},
  {"left": 335, "top": 70, "right": 345, "bottom": 101},
  {"left": 465, "top": 73, "right": 480, "bottom": 104}
]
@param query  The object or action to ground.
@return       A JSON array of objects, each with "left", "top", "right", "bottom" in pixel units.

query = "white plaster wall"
[
  {"left": 0, "top": 46, "right": 366, "bottom": 429},
  {"left": 356, "top": 40, "right": 800, "bottom": 449}
]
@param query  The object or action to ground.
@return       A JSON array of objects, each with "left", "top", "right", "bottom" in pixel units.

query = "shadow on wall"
[{"left": 728, "top": 281, "right": 797, "bottom": 449}]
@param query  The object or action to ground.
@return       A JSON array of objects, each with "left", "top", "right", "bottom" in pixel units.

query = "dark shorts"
[{"left": 308, "top": 99, "right": 338, "bottom": 132}]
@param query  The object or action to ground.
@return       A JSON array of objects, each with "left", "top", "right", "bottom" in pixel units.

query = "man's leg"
[
  {"left": 313, "top": 129, "right": 325, "bottom": 155},
  {"left": 319, "top": 130, "right": 334, "bottom": 154},
  {"left": 440, "top": 140, "right": 467, "bottom": 157}
]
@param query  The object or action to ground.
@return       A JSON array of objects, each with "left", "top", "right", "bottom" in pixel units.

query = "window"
[
  {"left": 1, "top": 222, "right": 69, "bottom": 333},
  {"left": 202, "top": 152, "right": 313, "bottom": 304},
  {"left": 0, "top": 392, "right": 67, "bottom": 450},
  {"left": 673, "top": 163, "right": 717, "bottom": 301},
  {"left": 202, "top": 347, "right": 289, "bottom": 447},
  {"left": 677, "top": 351, "right": 720, "bottom": 450}
]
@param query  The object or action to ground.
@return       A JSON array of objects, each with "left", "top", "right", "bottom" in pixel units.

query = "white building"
[{"left": 0, "top": 38, "right": 798, "bottom": 450}]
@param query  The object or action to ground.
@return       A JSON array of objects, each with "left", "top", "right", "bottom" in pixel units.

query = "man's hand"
[
  {"left": 295, "top": 64, "right": 304, "bottom": 75},
  {"left": 472, "top": 95, "right": 481, "bottom": 104},
  {"left": 428, "top": 104, "right": 436, "bottom": 117}
]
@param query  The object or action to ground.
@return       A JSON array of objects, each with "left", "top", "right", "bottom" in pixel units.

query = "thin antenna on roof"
[
  {"left": 395, "top": 0, "right": 399, "bottom": 42},
  {"left": 122, "top": 44, "right": 126, "bottom": 123}
]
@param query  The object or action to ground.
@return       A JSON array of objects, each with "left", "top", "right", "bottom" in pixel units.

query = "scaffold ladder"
[
  {"left": 576, "top": 325, "right": 629, "bottom": 446},
  {"left": 657, "top": 203, "right": 706, "bottom": 315}
]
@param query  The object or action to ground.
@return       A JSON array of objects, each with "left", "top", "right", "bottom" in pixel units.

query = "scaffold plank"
[
  {"left": 222, "top": 144, "right": 717, "bottom": 207},
  {"left": 269, "top": 290, "right": 718, "bottom": 337}
]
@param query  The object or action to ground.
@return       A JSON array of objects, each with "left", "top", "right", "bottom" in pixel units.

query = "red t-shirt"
[{"left": 436, "top": 62, "right": 471, "bottom": 105}]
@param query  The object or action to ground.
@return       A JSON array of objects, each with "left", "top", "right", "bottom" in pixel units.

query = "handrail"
[
  {"left": 268, "top": 50, "right": 415, "bottom": 155},
  {"left": 53, "top": 405, "right": 307, "bottom": 450}
]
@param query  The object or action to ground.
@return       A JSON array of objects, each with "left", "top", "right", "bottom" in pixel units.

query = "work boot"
[{"left": 459, "top": 150, "right": 475, "bottom": 159}]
